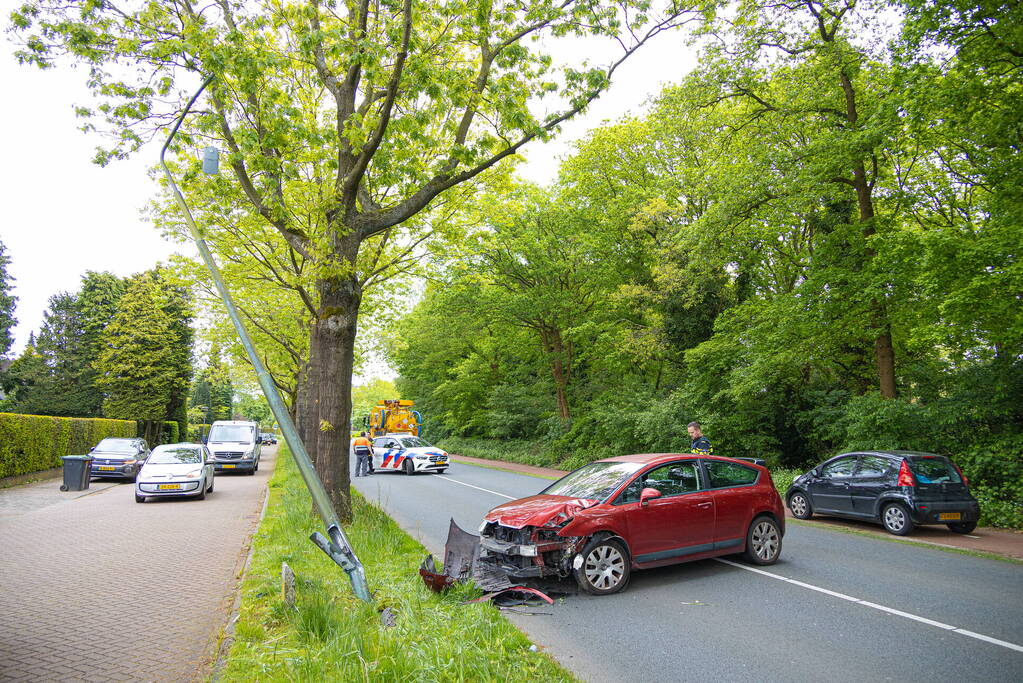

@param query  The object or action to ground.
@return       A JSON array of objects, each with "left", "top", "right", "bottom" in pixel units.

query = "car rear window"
[
  {"left": 704, "top": 460, "right": 758, "bottom": 488},
  {"left": 907, "top": 456, "right": 962, "bottom": 484}
]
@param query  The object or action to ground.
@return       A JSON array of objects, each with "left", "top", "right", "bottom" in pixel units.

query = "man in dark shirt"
[{"left": 688, "top": 421, "right": 713, "bottom": 454}]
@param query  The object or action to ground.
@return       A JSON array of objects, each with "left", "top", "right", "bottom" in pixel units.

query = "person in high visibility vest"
[{"left": 352, "top": 432, "right": 373, "bottom": 477}]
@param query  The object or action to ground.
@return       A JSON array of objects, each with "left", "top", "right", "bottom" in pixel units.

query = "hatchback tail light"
[
  {"left": 952, "top": 462, "right": 969, "bottom": 487},
  {"left": 897, "top": 461, "right": 916, "bottom": 487}
]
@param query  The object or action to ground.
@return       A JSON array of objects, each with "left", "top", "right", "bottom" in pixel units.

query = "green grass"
[{"left": 218, "top": 447, "right": 576, "bottom": 682}]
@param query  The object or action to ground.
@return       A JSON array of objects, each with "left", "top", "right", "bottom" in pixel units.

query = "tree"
[
  {"left": 95, "top": 272, "right": 192, "bottom": 443},
  {"left": 13, "top": 0, "right": 699, "bottom": 521},
  {"left": 0, "top": 239, "right": 16, "bottom": 359}
]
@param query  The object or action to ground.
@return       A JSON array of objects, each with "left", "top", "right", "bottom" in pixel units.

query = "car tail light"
[
  {"left": 952, "top": 463, "right": 969, "bottom": 487},
  {"left": 897, "top": 461, "right": 915, "bottom": 487}
]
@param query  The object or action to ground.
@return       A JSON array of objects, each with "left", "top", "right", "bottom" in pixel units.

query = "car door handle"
[{"left": 696, "top": 502, "right": 713, "bottom": 509}]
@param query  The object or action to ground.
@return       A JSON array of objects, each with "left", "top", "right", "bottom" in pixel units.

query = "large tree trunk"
[
  {"left": 540, "top": 327, "right": 571, "bottom": 420},
  {"left": 851, "top": 160, "right": 897, "bottom": 399},
  {"left": 310, "top": 234, "right": 362, "bottom": 523},
  {"left": 296, "top": 346, "right": 320, "bottom": 461}
]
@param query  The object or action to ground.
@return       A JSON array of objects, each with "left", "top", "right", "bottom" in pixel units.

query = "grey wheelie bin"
[{"left": 60, "top": 455, "right": 94, "bottom": 492}]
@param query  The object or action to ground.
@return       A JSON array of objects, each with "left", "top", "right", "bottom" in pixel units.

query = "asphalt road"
[{"left": 352, "top": 460, "right": 1023, "bottom": 682}]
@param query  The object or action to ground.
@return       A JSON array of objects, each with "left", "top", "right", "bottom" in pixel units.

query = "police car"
[{"left": 371, "top": 435, "right": 450, "bottom": 474}]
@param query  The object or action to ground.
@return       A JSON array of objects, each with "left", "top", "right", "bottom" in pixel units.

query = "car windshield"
[
  {"left": 908, "top": 456, "right": 962, "bottom": 484},
  {"left": 208, "top": 425, "right": 254, "bottom": 443},
  {"left": 399, "top": 437, "right": 431, "bottom": 448},
  {"left": 148, "top": 447, "right": 203, "bottom": 464},
  {"left": 94, "top": 438, "right": 135, "bottom": 454},
  {"left": 541, "top": 462, "right": 645, "bottom": 501}
]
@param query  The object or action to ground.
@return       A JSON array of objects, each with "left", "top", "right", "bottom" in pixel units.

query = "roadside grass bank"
[{"left": 218, "top": 446, "right": 575, "bottom": 682}]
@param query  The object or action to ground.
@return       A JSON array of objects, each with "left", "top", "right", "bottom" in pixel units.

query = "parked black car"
[
  {"left": 89, "top": 437, "right": 151, "bottom": 481},
  {"left": 785, "top": 451, "right": 979, "bottom": 535}
]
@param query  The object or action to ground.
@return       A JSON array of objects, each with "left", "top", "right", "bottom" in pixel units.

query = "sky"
[{"left": 0, "top": 6, "right": 697, "bottom": 366}]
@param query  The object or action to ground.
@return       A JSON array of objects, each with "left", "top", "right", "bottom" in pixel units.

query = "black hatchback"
[{"left": 785, "top": 451, "right": 980, "bottom": 535}]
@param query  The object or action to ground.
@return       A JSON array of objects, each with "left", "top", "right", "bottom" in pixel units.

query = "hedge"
[
  {"left": 188, "top": 423, "right": 211, "bottom": 441},
  {"left": 0, "top": 412, "right": 137, "bottom": 479}
]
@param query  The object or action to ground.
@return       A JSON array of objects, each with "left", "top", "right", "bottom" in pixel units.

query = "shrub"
[{"left": 0, "top": 412, "right": 136, "bottom": 478}]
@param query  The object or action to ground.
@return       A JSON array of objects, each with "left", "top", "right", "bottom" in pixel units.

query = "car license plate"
[
  {"left": 98, "top": 466, "right": 116, "bottom": 471},
  {"left": 158, "top": 484, "right": 181, "bottom": 490},
  {"left": 223, "top": 464, "right": 236, "bottom": 469},
  {"left": 939, "top": 512, "right": 961, "bottom": 521}
]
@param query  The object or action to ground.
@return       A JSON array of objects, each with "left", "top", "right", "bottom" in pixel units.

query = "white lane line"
[
  {"left": 436, "top": 476, "right": 516, "bottom": 500},
  {"left": 965, "top": 535, "right": 981, "bottom": 539},
  {"left": 715, "top": 558, "right": 1023, "bottom": 653}
]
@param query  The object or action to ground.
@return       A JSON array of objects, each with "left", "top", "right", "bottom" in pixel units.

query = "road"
[
  {"left": 0, "top": 446, "right": 275, "bottom": 682},
  {"left": 353, "top": 460, "right": 1023, "bottom": 683}
]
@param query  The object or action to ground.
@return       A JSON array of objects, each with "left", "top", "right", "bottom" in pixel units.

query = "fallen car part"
[
  {"left": 464, "top": 586, "right": 555, "bottom": 606},
  {"left": 161, "top": 77, "right": 370, "bottom": 603}
]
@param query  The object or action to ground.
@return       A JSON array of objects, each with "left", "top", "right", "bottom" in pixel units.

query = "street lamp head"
[{"left": 202, "top": 146, "right": 220, "bottom": 175}]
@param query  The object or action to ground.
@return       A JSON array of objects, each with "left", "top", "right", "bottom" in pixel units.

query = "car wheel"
[
  {"left": 743, "top": 516, "right": 782, "bottom": 565},
  {"left": 881, "top": 502, "right": 914, "bottom": 535},
  {"left": 947, "top": 521, "right": 977, "bottom": 534},
  {"left": 403, "top": 459, "right": 415, "bottom": 476},
  {"left": 197, "top": 479, "right": 207, "bottom": 500},
  {"left": 788, "top": 492, "right": 813, "bottom": 520},
  {"left": 574, "top": 537, "right": 631, "bottom": 595},
  {"left": 135, "top": 492, "right": 146, "bottom": 503}
]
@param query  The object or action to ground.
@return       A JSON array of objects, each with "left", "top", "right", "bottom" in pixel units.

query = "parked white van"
[{"left": 206, "top": 420, "right": 262, "bottom": 475}]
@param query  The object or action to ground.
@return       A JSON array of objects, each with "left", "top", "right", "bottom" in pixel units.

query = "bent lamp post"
[{"left": 160, "top": 76, "right": 371, "bottom": 603}]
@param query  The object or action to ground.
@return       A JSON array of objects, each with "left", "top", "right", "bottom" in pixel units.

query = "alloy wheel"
[
  {"left": 751, "top": 520, "right": 779, "bottom": 562},
  {"left": 584, "top": 544, "right": 626, "bottom": 592}
]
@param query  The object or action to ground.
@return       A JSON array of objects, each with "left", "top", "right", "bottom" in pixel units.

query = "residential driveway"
[{"left": 0, "top": 446, "right": 276, "bottom": 682}]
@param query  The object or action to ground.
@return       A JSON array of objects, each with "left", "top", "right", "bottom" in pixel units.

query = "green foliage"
[
  {"left": 188, "top": 424, "right": 212, "bottom": 441},
  {"left": 219, "top": 446, "right": 574, "bottom": 681},
  {"left": 0, "top": 412, "right": 135, "bottom": 478},
  {"left": 0, "top": 239, "right": 15, "bottom": 358}
]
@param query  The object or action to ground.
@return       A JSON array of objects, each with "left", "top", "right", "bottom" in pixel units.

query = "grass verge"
[{"left": 218, "top": 446, "right": 575, "bottom": 682}]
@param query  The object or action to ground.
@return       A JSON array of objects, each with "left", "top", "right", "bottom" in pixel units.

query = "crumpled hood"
[{"left": 485, "top": 495, "right": 598, "bottom": 529}]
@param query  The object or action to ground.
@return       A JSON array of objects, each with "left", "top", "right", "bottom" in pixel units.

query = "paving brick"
[{"left": 0, "top": 449, "right": 274, "bottom": 682}]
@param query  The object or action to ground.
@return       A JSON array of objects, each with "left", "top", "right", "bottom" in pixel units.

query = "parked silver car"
[{"left": 135, "top": 443, "right": 215, "bottom": 503}]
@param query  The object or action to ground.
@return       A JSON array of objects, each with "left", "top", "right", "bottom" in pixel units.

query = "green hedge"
[
  {"left": 0, "top": 412, "right": 137, "bottom": 479},
  {"left": 188, "top": 423, "right": 211, "bottom": 441}
]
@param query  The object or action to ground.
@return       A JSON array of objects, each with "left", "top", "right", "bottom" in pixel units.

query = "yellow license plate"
[
  {"left": 98, "top": 466, "right": 116, "bottom": 471},
  {"left": 223, "top": 464, "right": 236, "bottom": 469},
  {"left": 158, "top": 484, "right": 181, "bottom": 490},
  {"left": 939, "top": 512, "right": 961, "bottom": 521}
]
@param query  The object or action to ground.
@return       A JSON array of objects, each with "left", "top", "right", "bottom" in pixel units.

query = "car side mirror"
[{"left": 640, "top": 488, "right": 662, "bottom": 506}]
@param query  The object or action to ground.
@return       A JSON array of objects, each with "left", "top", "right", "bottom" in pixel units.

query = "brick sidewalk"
[
  {"left": 449, "top": 452, "right": 1023, "bottom": 560},
  {"left": 0, "top": 447, "right": 276, "bottom": 682}
]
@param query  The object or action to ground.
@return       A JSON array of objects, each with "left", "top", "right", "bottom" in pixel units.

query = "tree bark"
[
  {"left": 540, "top": 327, "right": 571, "bottom": 420},
  {"left": 310, "top": 234, "right": 362, "bottom": 524}
]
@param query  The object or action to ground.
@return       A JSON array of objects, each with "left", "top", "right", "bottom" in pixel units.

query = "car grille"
[
  {"left": 429, "top": 455, "right": 447, "bottom": 462},
  {"left": 216, "top": 451, "right": 245, "bottom": 459},
  {"left": 92, "top": 459, "right": 128, "bottom": 466},
  {"left": 489, "top": 525, "right": 533, "bottom": 545}
]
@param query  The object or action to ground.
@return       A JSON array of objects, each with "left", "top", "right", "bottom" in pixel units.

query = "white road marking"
[
  {"left": 965, "top": 535, "right": 981, "bottom": 539},
  {"left": 436, "top": 476, "right": 516, "bottom": 500},
  {"left": 715, "top": 558, "right": 1023, "bottom": 653}
]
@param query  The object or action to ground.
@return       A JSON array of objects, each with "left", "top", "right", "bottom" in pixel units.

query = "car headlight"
[
  {"left": 183, "top": 470, "right": 202, "bottom": 479},
  {"left": 243, "top": 450, "right": 254, "bottom": 459},
  {"left": 478, "top": 520, "right": 489, "bottom": 534}
]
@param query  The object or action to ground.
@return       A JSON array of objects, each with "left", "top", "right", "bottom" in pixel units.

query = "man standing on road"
[
  {"left": 688, "top": 422, "right": 713, "bottom": 455},
  {"left": 352, "top": 432, "right": 373, "bottom": 477}
]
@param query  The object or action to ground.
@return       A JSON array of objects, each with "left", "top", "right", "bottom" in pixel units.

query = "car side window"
[
  {"left": 856, "top": 456, "right": 891, "bottom": 477},
  {"left": 704, "top": 460, "right": 758, "bottom": 488},
  {"left": 615, "top": 461, "right": 701, "bottom": 504},
  {"left": 821, "top": 457, "right": 857, "bottom": 478}
]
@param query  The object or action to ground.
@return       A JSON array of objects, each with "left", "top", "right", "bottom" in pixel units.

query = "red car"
[{"left": 478, "top": 453, "right": 785, "bottom": 595}]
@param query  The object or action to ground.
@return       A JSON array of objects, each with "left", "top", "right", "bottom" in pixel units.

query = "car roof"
[
  {"left": 598, "top": 453, "right": 761, "bottom": 467},
  {"left": 836, "top": 450, "right": 946, "bottom": 459}
]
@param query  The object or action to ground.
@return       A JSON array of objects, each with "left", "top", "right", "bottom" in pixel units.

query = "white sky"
[{"left": 0, "top": 9, "right": 697, "bottom": 362}]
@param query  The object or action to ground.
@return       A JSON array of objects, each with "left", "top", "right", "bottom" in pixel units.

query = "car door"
[
  {"left": 849, "top": 455, "right": 894, "bottom": 516},
  {"left": 203, "top": 446, "right": 215, "bottom": 482},
  {"left": 616, "top": 461, "right": 716, "bottom": 562},
  {"left": 701, "top": 459, "right": 761, "bottom": 548},
  {"left": 808, "top": 456, "right": 857, "bottom": 513}
]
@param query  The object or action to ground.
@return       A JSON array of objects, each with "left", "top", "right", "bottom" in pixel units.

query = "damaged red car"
[{"left": 478, "top": 453, "right": 785, "bottom": 595}]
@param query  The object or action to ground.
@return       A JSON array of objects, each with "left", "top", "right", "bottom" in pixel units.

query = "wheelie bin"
[{"left": 60, "top": 455, "right": 94, "bottom": 492}]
